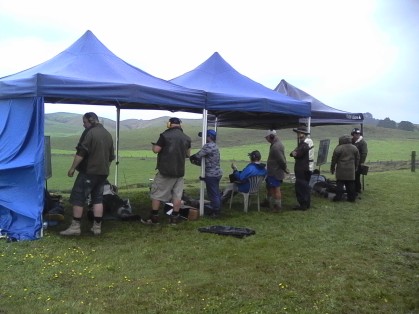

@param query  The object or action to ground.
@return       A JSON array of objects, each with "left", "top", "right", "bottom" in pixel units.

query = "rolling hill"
[{"left": 45, "top": 112, "right": 419, "bottom": 151}]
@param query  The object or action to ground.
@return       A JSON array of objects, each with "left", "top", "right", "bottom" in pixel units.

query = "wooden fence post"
[{"left": 412, "top": 151, "right": 416, "bottom": 172}]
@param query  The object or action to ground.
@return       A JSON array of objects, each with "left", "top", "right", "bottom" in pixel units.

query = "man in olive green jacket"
[{"left": 330, "top": 135, "right": 360, "bottom": 202}]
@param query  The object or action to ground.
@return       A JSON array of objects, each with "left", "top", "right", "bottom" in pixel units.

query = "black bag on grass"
[{"left": 198, "top": 225, "right": 255, "bottom": 238}]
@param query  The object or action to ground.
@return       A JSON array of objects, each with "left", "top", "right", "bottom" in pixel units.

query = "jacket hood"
[{"left": 339, "top": 135, "right": 352, "bottom": 145}]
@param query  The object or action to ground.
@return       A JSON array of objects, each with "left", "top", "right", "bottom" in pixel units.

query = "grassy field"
[
  {"left": 1, "top": 120, "right": 417, "bottom": 312},
  {"left": 1, "top": 170, "right": 418, "bottom": 313}
]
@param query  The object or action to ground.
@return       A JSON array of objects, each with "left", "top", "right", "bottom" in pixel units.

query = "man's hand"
[
  {"left": 231, "top": 163, "right": 238, "bottom": 171},
  {"left": 68, "top": 168, "right": 75, "bottom": 177}
]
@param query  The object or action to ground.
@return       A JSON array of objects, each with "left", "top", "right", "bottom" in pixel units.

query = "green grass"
[{"left": 1, "top": 170, "right": 418, "bottom": 313}]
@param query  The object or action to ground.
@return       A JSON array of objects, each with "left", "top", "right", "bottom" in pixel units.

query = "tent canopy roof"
[
  {"left": 0, "top": 30, "right": 206, "bottom": 112},
  {"left": 275, "top": 79, "right": 363, "bottom": 126},
  {"left": 170, "top": 52, "right": 311, "bottom": 120}
]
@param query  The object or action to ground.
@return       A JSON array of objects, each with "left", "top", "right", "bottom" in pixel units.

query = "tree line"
[{"left": 363, "top": 112, "right": 417, "bottom": 131}]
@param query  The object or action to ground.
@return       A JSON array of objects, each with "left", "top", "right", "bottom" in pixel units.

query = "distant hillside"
[{"left": 45, "top": 112, "right": 419, "bottom": 151}]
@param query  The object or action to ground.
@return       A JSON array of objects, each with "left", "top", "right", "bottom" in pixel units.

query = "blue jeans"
[{"left": 204, "top": 176, "right": 222, "bottom": 212}]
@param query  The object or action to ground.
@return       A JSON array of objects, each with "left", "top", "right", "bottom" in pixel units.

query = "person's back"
[
  {"left": 156, "top": 127, "right": 191, "bottom": 177},
  {"left": 143, "top": 117, "right": 191, "bottom": 225},
  {"left": 83, "top": 124, "right": 115, "bottom": 175},
  {"left": 331, "top": 135, "right": 360, "bottom": 202},
  {"left": 332, "top": 135, "right": 360, "bottom": 180}
]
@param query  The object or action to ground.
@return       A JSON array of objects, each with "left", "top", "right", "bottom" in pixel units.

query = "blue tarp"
[
  {"left": 0, "top": 98, "right": 44, "bottom": 241},
  {"left": 170, "top": 52, "right": 311, "bottom": 129},
  {"left": 274, "top": 79, "right": 363, "bottom": 125}
]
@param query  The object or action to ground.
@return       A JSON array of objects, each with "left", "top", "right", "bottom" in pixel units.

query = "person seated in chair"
[{"left": 221, "top": 150, "right": 267, "bottom": 203}]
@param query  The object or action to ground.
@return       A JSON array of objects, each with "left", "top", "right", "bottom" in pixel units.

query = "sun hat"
[{"left": 292, "top": 126, "right": 310, "bottom": 134}]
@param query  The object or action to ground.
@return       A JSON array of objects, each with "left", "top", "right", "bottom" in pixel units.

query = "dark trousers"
[
  {"left": 295, "top": 170, "right": 311, "bottom": 208},
  {"left": 205, "top": 176, "right": 222, "bottom": 212},
  {"left": 335, "top": 180, "right": 356, "bottom": 202},
  {"left": 355, "top": 169, "right": 362, "bottom": 193}
]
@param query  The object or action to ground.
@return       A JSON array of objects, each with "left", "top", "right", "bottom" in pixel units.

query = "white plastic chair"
[{"left": 229, "top": 175, "right": 266, "bottom": 213}]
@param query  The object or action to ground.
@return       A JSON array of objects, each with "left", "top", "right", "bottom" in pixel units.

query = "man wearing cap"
[
  {"left": 290, "top": 126, "right": 312, "bottom": 210},
  {"left": 189, "top": 130, "right": 223, "bottom": 217},
  {"left": 264, "top": 130, "right": 288, "bottom": 212},
  {"left": 221, "top": 150, "right": 267, "bottom": 202},
  {"left": 351, "top": 128, "right": 368, "bottom": 194},
  {"left": 142, "top": 117, "right": 191, "bottom": 225}
]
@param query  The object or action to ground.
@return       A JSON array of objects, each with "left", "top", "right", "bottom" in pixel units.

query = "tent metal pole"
[{"left": 114, "top": 106, "right": 120, "bottom": 187}]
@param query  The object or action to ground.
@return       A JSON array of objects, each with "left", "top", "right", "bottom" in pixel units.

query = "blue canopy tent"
[
  {"left": 0, "top": 30, "right": 206, "bottom": 241},
  {"left": 274, "top": 79, "right": 364, "bottom": 127},
  {"left": 170, "top": 52, "right": 311, "bottom": 214},
  {"left": 171, "top": 52, "right": 311, "bottom": 130}
]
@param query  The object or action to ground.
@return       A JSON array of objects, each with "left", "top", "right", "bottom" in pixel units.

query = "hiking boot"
[
  {"left": 141, "top": 215, "right": 159, "bottom": 225},
  {"left": 90, "top": 221, "right": 102, "bottom": 235},
  {"left": 59, "top": 220, "right": 81, "bottom": 236},
  {"left": 169, "top": 213, "right": 180, "bottom": 225}
]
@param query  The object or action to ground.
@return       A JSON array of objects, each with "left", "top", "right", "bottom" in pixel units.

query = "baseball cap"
[
  {"left": 351, "top": 128, "right": 361, "bottom": 135},
  {"left": 265, "top": 129, "right": 277, "bottom": 137},
  {"left": 198, "top": 129, "right": 217, "bottom": 139}
]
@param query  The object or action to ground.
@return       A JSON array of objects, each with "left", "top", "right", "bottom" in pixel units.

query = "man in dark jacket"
[
  {"left": 351, "top": 128, "right": 368, "bottom": 194},
  {"left": 142, "top": 117, "right": 191, "bottom": 225},
  {"left": 60, "top": 112, "right": 115, "bottom": 236},
  {"left": 330, "top": 135, "right": 360, "bottom": 202},
  {"left": 290, "top": 126, "right": 312, "bottom": 210}
]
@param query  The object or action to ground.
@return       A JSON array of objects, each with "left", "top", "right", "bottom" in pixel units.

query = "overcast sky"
[{"left": 1, "top": 0, "right": 418, "bottom": 123}]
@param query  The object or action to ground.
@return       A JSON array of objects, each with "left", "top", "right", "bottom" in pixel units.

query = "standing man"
[
  {"left": 351, "top": 128, "right": 368, "bottom": 194},
  {"left": 290, "top": 126, "right": 312, "bottom": 210},
  {"left": 142, "top": 117, "right": 191, "bottom": 225},
  {"left": 264, "top": 130, "right": 288, "bottom": 212},
  {"left": 60, "top": 112, "right": 115, "bottom": 236},
  {"left": 190, "top": 129, "right": 223, "bottom": 218},
  {"left": 330, "top": 135, "right": 360, "bottom": 202}
]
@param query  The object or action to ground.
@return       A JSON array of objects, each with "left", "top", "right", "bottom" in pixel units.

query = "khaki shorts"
[{"left": 150, "top": 172, "right": 184, "bottom": 202}]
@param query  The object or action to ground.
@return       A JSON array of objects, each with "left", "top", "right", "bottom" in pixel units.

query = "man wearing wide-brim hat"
[{"left": 290, "top": 126, "right": 312, "bottom": 210}]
